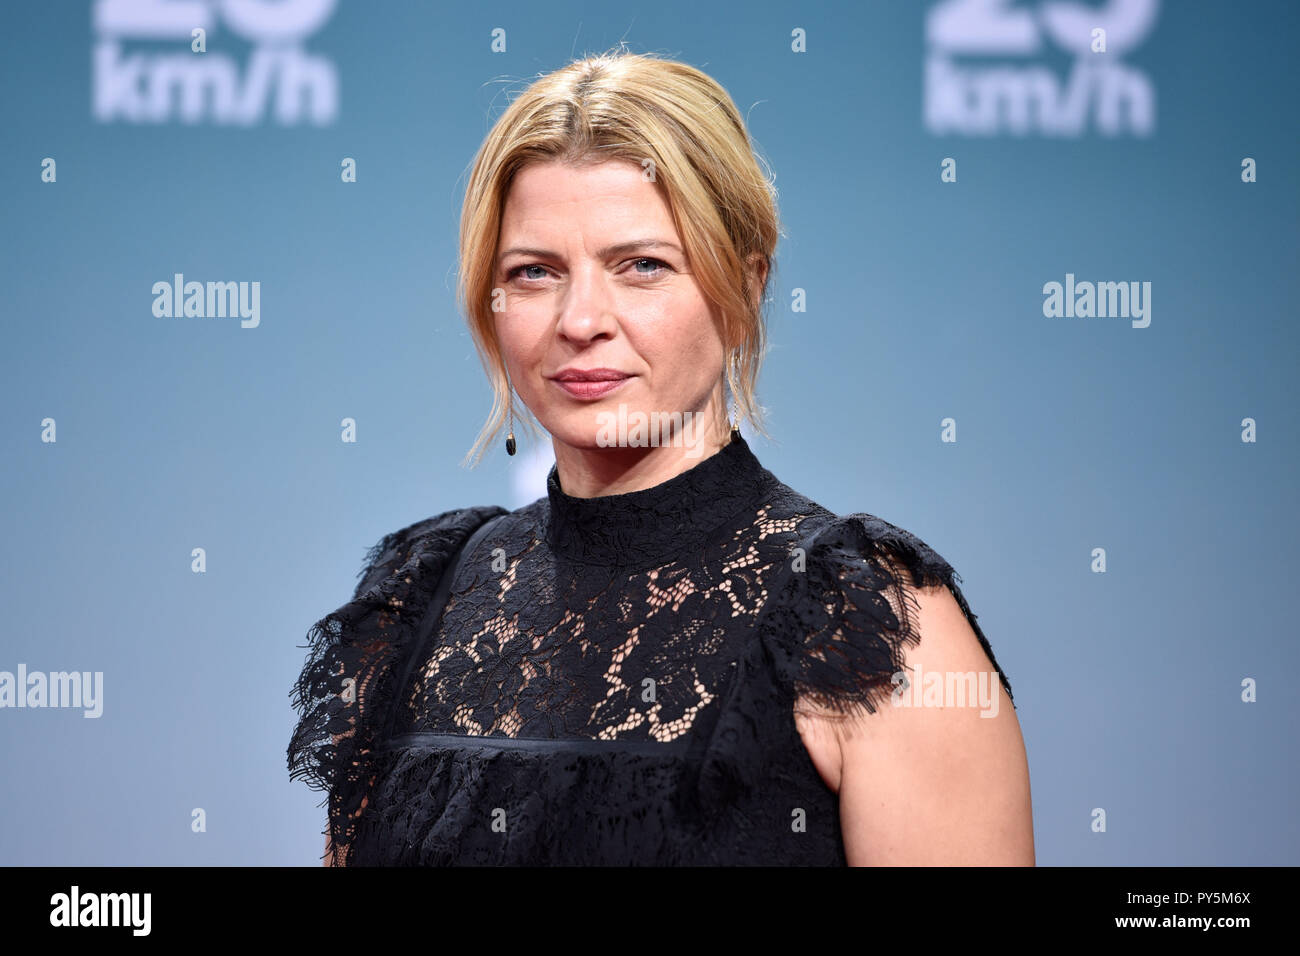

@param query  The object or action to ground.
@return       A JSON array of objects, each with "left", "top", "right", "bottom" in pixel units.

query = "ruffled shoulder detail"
[
  {"left": 696, "top": 512, "right": 1014, "bottom": 813},
  {"left": 287, "top": 504, "right": 508, "bottom": 864},
  {"left": 766, "top": 512, "right": 1014, "bottom": 715}
]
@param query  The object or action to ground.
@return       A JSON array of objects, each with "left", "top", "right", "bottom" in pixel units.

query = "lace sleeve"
[
  {"left": 286, "top": 506, "right": 505, "bottom": 864},
  {"left": 767, "top": 513, "right": 1015, "bottom": 718},
  {"left": 696, "top": 513, "right": 1014, "bottom": 814}
]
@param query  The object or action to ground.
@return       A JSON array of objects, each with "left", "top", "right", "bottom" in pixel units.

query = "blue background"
[{"left": 1, "top": 0, "right": 1296, "bottom": 865}]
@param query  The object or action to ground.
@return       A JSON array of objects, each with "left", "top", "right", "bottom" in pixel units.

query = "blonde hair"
[{"left": 457, "top": 47, "right": 782, "bottom": 466}]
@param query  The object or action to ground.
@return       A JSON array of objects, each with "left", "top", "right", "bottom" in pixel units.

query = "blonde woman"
[{"left": 289, "top": 49, "right": 1033, "bottom": 866}]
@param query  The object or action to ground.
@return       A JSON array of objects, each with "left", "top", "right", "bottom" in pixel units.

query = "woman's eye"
[
  {"left": 508, "top": 264, "right": 548, "bottom": 281},
  {"left": 631, "top": 257, "right": 669, "bottom": 277},
  {"left": 506, "top": 258, "right": 670, "bottom": 282}
]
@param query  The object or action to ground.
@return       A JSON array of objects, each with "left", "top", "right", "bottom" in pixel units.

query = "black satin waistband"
[{"left": 377, "top": 731, "right": 692, "bottom": 756}]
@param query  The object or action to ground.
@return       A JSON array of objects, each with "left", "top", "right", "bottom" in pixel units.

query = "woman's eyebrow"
[{"left": 497, "top": 239, "right": 683, "bottom": 265}]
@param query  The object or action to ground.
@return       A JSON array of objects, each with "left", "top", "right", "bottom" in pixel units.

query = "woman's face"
[{"left": 493, "top": 159, "right": 728, "bottom": 461}]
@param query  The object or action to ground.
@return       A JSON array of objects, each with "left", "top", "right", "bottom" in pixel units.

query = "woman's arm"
[{"left": 794, "top": 580, "right": 1034, "bottom": 865}]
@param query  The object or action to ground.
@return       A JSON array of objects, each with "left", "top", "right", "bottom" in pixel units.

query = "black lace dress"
[{"left": 288, "top": 434, "right": 1015, "bottom": 865}]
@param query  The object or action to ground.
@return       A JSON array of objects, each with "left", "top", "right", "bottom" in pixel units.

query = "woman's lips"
[{"left": 551, "top": 376, "right": 632, "bottom": 399}]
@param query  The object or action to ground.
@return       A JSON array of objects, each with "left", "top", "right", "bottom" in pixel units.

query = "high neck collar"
[{"left": 544, "top": 433, "right": 773, "bottom": 568}]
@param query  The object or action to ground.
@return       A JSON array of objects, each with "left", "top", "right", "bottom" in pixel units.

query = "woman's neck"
[{"left": 550, "top": 419, "right": 732, "bottom": 499}]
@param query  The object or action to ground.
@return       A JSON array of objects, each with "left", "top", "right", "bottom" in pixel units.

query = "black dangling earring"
[
  {"left": 504, "top": 376, "right": 517, "bottom": 456},
  {"left": 728, "top": 351, "right": 741, "bottom": 443}
]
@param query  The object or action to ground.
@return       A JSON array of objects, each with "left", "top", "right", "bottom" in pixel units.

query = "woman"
[{"left": 288, "top": 49, "right": 1034, "bottom": 866}]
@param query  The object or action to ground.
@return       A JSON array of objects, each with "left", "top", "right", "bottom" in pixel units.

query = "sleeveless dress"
[{"left": 287, "top": 434, "right": 1015, "bottom": 865}]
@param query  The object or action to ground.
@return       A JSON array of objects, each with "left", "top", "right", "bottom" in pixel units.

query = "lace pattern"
[
  {"left": 288, "top": 435, "right": 1015, "bottom": 865},
  {"left": 286, "top": 505, "right": 507, "bottom": 864}
]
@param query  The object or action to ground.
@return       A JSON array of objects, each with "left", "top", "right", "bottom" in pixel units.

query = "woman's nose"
[{"left": 555, "top": 264, "right": 619, "bottom": 343}]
